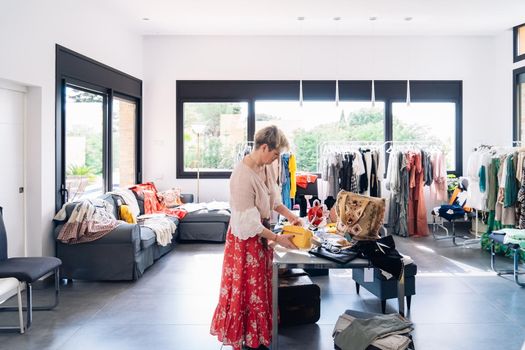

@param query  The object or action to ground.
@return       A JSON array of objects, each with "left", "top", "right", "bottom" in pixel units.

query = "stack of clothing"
[
  {"left": 492, "top": 228, "right": 525, "bottom": 249},
  {"left": 333, "top": 310, "right": 414, "bottom": 350}
]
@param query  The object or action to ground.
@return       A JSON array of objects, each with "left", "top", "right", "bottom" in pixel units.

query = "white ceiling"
[{"left": 107, "top": 0, "right": 525, "bottom": 36}]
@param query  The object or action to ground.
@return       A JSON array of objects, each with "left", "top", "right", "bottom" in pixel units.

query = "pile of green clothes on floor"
[{"left": 333, "top": 310, "right": 414, "bottom": 350}]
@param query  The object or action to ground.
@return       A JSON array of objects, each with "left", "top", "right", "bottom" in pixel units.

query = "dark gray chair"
[{"left": 0, "top": 207, "right": 62, "bottom": 331}]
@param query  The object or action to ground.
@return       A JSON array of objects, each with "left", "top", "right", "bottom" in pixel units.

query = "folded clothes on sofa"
[
  {"left": 179, "top": 203, "right": 206, "bottom": 213},
  {"left": 206, "top": 201, "right": 230, "bottom": 211},
  {"left": 141, "top": 217, "right": 177, "bottom": 246}
]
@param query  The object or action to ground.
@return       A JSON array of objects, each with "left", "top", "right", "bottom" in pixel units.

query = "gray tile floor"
[{"left": 1, "top": 227, "right": 525, "bottom": 350}]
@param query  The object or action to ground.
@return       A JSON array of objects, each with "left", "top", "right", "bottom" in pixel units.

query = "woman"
[{"left": 210, "top": 125, "right": 302, "bottom": 350}]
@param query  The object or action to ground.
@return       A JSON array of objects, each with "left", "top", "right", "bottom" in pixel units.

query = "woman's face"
[{"left": 261, "top": 144, "right": 280, "bottom": 164}]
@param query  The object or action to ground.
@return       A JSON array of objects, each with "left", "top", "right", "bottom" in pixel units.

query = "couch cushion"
[
  {"left": 139, "top": 227, "right": 157, "bottom": 249},
  {"left": 181, "top": 209, "right": 231, "bottom": 223}
]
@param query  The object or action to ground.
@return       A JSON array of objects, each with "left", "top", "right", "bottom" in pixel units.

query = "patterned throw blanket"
[{"left": 55, "top": 199, "right": 121, "bottom": 244}]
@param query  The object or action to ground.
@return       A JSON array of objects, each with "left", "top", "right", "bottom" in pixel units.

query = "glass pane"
[
  {"left": 392, "top": 102, "right": 456, "bottom": 170},
  {"left": 65, "top": 86, "right": 104, "bottom": 201},
  {"left": 255, "top": 101, "right": 385, "bottom": 172},
  {"left": 517, "top": 78, "right": 525, "bottom": 142},
  {"left": 519, "top": 25, "right": 525, "bottom": 56},
  {"left": 183, "top": 102, "right": 248, "bottom": 171},
  {"left": 112, "top": 97, "right": 137, "bottom": 190}
]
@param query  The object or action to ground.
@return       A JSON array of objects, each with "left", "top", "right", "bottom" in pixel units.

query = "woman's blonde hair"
[{"left": 254, "top": 125, "right": 289, "bottom": 151}]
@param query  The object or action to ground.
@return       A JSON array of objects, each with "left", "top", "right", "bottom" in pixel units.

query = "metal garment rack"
[
  {"left": 385, "top": 141, "right": 453, "bottom": 240},
  {"left": 460, "top": 143, "right": 525, "bottom": 247},
  {"left": 317, "top": 140, "right": 386, "bottom": 173},
  {"left": 234, "top": 141, "right": 255, "bottom": 164}
]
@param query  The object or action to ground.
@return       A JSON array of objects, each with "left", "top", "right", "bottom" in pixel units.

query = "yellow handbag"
[{"left": 281, "top": 225, "right": 314, "bottom": 249}]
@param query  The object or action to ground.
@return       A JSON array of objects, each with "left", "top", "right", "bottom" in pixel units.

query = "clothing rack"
[
  {"left": 317, "top": 140, "right": 385, "bottom": 172},
  {"left": 384, "top": 140, "right": 442, "bottom": 153},
  {"left": 461, "top": 143, "right": 523, "bottom": 247},
  {"left": 234, "top": 141, "right": 255, "bottom": 164}
]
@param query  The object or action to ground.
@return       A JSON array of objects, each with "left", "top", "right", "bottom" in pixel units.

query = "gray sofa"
[
  {"left": 177, "top": 207, "right": 230, "bottom": 242},
  {"left": 54, "top": 193, "right": 179, "bottom": 281}
]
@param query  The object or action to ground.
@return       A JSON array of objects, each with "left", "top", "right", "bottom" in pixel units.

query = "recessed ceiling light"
[
  {"left": 333, "top": 17, "right": 341, "bottom": 21},
  {"left": 404, "top": 17, "right": 413, "bottom": 21},
  {"left": 369, "top": 16, "right": 378, "bottom": 21},
  {"left": 297, "top": 16, "right": 305, "bottom": 21},
  {"left": 142, "top": 17, "right": 150, "bottom": 21}
]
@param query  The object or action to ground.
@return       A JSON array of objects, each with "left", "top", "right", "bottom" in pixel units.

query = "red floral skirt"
[{"left": 210, "top": 227, "right": 274, "bottom": 349}]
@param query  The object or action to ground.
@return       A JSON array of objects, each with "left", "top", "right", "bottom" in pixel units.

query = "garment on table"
[{"left": 211, "top": 158, "right": 280, "bottom": 350}]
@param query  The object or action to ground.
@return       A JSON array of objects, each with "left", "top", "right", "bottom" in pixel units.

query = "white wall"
[
  {"left": 143, "top": 34, "right": 514, "bottom": 201},
  {"left": 0, "top": 1, "right": 143, "bottom": 256}
]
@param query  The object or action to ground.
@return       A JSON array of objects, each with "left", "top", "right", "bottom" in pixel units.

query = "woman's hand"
[
  {"left": 288, "top": 215, "right": 303, "bottom": 226},
  {"left": 275, "top": 234, "right": 297, "bottom": 249}
]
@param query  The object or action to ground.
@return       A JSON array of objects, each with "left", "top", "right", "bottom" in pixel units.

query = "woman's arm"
[
  {"left": 274, "top": 204, "right": 303, "bottom": 226},
  {"left": 259, "top": 226, "right": 297, "bottom": 249}
]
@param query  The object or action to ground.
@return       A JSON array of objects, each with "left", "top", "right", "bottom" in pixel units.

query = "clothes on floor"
[{"left": 333, "top": 311, "right": 413, "bottom": 350}]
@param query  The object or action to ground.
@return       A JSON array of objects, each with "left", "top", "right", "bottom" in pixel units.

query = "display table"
[{"left": 271, "top": 246, "right": 406, "bottom": 349}]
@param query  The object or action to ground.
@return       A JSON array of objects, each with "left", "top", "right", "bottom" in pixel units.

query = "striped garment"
[{"left": 56, "top": 199, "right": 121, "bottom": 244}]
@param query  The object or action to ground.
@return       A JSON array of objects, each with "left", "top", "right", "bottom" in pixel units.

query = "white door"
[{"left": 0, "top": 83, "right": 26, "bottom": 258}]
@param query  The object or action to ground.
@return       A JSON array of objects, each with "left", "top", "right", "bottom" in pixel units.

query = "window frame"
[
  {"left": 513, "top": 65, "right": 525, "bottom": 141},
  {"left": 55, "top": 45, "right": 142, "bottom": 211},
  {"left": 513, "top": 23, "right": 525, "bottom": 63},
  {"left": 176, "top": 80, "right": 463, "bottom": 178}
]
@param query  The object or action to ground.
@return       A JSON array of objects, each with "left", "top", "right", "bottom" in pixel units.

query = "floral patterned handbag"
[{"left": 335, "top": 190, "right": 386, "bottom": 241}]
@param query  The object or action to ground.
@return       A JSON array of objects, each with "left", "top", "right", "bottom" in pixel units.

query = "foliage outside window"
[
  {"left": 255, "top": 101, "right": 385, "bottom": 172},
  {"left": 183, "top": 102, "right": 248, "bottom": 171},
  {"left": 176, "top": 80, "right": 462, "bottom": 177},
  {"left": 65, "top": 86, "right": 104, "bottom": 201},
  {"left": 392, "top": 102, "right": 456, "bottom": 171},
  {"left": 112, "top": 97, "right": 137, "bottom": 190}
]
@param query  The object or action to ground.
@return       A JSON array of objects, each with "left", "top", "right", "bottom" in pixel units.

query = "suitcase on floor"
[{"left": 278, "top": 274, "right": 321, "bottom": 326}]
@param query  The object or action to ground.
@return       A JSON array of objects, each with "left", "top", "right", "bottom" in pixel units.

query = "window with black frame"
[
  {"left": 176, "top": 80, "right": 462, "bottom": 178},
  {"left": 514, "top": 66, "right": 525, "bottom": 141},
  {"left": 56, "top": 45, "right": 142, "bottom": 209},
  {"left": 514, "top": 23, "right": 525, "bottom": 63}
]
